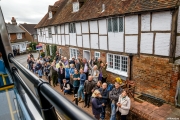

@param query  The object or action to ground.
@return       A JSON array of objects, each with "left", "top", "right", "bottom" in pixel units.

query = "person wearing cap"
[
  {"left": 69, "top": 56, "right": 75, "bottom": 65},
  {"left": 56, "top": 60, "right": 64, "bottom": 69},
  {"left": 109, "top": 81, "right": 123, "bottom": 120}
]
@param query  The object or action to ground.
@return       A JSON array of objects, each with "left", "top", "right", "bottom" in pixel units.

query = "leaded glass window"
[
  {"left": 108, "top": 18, "right": 112, "bottom": 32},
  {"left": 119, "top": 17, "right": 123, "bottom": 32},
  {"left": 69, "top": 23, "right": 76, "bottom": 33},
  {"left": 112, "top": 18, "right": 118, "bottom": 32},
  {"left": 108, "top": 17, "right": 123, "bottom": 33}
]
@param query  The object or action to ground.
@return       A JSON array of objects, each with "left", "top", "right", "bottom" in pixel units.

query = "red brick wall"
[
  {"left": 10, "top": 33, "right": 26, "bottom": 42},
  {"left": 133, "top": 55, "right": 179, "bottom": 103},
  {"left": 55, "top": 45, "right": 179, "bottom": 103}
]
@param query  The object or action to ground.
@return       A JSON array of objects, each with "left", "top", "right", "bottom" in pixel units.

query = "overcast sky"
[{"left": 0, "top": 0, "right": 58, "bottom": 24}]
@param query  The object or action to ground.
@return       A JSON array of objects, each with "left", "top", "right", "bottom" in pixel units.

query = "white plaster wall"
[
  {"left": 152, "top": 11, "right": 172, "bottom": 31},
  {"left": 77, "top": 36, "right": 82, "bottom": 47},
  {"left": 57, "top": 35, "right": 61, "bottom": 45},
  {"left": 51, "top": 26, "right": 55, "bottom": 34},
  {"left": 155, "top": 33, "right": 170, "bottom": 56},
  {"left": 82, "top": 22, "right": 89, "bottom": 33},
  {"left": 140, "top": 33, "right": 153, "bottom": 54},
  {"left": 108, "top": 33, "right": 124, "bottom": 52},
  {"left": 70, "top": 33, "right": 76, "bottom": 46},
  {"left": 65, "top": 24, "right": 69, "bottom": 34},
  {"left": 99, "top": 19, "right": 107, "bottom": 35},
  {"left": 76, "top": 22, "right": 81, "bottom": 35},
  {"left": 43, "top": 36, "right": 46, "bottom": 43},
  {"left": 177, "top": 7, "right": 180, "bottom": 33},
  {"left": 52, "top": 35, "right": 56, "bottom": 44},
  {"left": 60, "top": 25, "right": 64, "bottom": 34},
  {"left": 141, "top": 13, "right": 150, "bottom": 31},
  {"left": 61, "top": 35, "right": 65, "bottom": 45},
  {"left": 175, "top": 36, "right": 180, "bottom": 57},
  {"left": 125, "top": 36, "right": 138, "bottom": 53},
  {"left": 125, "top": 15, "right": 138, "bottom": 34},
  {"left": 90, "top": 34, "right": 99, "bottom": 49},
  {"left": 99, "top": 36, "right": 107, "bottom": 50},
  {"left": 65, "top": 35, "right": 69, "bottom": 45},
  {"left": 83, "top": 35, "right": 90, "bottom": 48},
  {"left": 90, "top": 21, "right": 98, "bottom": 33},
  {"left": 57, "top": 26, "right": 60, "bottom": 34}
]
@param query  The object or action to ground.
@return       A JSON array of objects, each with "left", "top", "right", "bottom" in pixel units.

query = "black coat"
[{"left": 58, "top": 68, "right": 65, "bottom": 80}]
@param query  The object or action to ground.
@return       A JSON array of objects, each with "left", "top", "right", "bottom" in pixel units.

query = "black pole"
[
  {"left": 12, "top": 67, "right": 42, "bottom": 116},
  {"left": 129, "top": 53, "right": 133, "bottom": 80}
]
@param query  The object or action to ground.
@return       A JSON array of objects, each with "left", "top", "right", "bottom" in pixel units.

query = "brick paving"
[{"left": 43, "top": 73, "right": 180, "bottom": 120}]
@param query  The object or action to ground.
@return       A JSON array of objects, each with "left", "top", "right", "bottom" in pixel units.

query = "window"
[
  {"left": 54, "top": 26, "right": 57, "bottom": 34},
  {"left": 94, "top": 52, "right": 100, "bottom": 59},
  {"left": 69, "top": 23, "right": 76, "bottom": 33},
  {"left": 107, "top": 53, "right": 128, "bottom": 76},
  {"left": 40, "top": 29, "right": 43, "bottom": 36},
  {"left": 48, "top": 27, "right": 52, "bottom": 38},
  {"left": 49, "top": 11, "right": 52, "bottom": 19},
  {"left": 59, "top": 48, "right": 62, "bottom": 55},
  {"left": 70, "top": 48, "right": 79, "bottom": 59},
  {"left": 73, "top": 2, "right": 79, "bottom": 12},
  {"left": 21, "top": 43, "right": 25, "bottom": 48},
  {"left": 34, "top": 35, "right": 37, "bottom": 39},
  {"left": 108, "top": 17, "right": 123, "bottom": 32},
  {"left": 16, "top": 33, "right": 22, "bottom": 39}
]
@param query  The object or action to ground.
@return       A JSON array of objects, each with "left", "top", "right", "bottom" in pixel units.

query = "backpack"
[{"left": 107, "top": 83, "right": 114, "bottom": 92}]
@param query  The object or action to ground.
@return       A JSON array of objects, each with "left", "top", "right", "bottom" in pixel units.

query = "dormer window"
[
  {"left": 49, "top": 11, "right": 52, "bottom": 19},
  {"left": 73, "top": 2, "right": 79, "bottom": 12}
]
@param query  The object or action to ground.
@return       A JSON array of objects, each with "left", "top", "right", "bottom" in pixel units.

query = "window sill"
[{"left": 106, "top": 68, "right": 128, "bottom": 77}]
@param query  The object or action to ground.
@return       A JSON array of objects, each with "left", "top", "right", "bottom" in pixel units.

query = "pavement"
[{"left": 15, "top": 53, "right": 180, "bottom": 120}]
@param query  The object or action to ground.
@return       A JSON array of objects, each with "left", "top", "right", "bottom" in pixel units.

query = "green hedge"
[{"left": 29, "top": 42, "right": 37, "bottom": 50}]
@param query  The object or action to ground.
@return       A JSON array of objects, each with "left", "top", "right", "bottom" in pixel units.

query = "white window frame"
[
  {"left": 16, "top": 33, "right": 22, "bottom": 39},
  {"left": 106, "top": 53, "right": 128, "bottom": 77},
  {"left": 49, "top": 11, "right": 52, "bottom": 19},
  {"left": 34, "top": 35, "right": 37, "bottom": 39},
  {"left": 73, "top": 2, "right": 79, "bottom": 12},
  {"left": 108, "top": 17, "right": 124, "bottom": 33},
  {"left": 49, "top": 45, "right": 52, "bottom": 55},
  {"left": 94, "top": 52, "right": 100, "bottom": 59},
  {"left": 69, "top": 48, "right": 79, "bottom": 59},
  {"left": 8, "top": 34, "right": 11, "bottom": 40},
  {"left": 48, "top": 27, "right": 52, "bottom": 38}
]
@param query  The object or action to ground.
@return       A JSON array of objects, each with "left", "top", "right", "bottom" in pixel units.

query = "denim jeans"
[
  {"left": 100, "top": 106, "right": 106, "bottom": 120},
  {"left": 58, "top": 78, "right": 63, "bottom": 89},
  {"left": 38, "top": 69, "right": 42, "bottom": 77},
  {"left": 64, "top": 89, "right": 71, "bottom": 94},
  {"left": 110, "top": 102, "right": 116, "bottom": 120},
  {"left": 78, "top": 85, "right": 84, "bottom": 100}
]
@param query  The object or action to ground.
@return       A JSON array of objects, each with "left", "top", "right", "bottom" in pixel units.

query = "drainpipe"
[
  {"left": 129, "top": 53, "right": 133, "bottom": 80},
  {"left": 175, "top": 80, "right": 180, "bottom": 107}
]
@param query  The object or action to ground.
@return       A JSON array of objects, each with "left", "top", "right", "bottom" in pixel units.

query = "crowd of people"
[{"left": 26, "top": 52, "right": 131, "bottom": 120}]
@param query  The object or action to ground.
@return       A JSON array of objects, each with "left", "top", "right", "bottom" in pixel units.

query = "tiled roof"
[
  {"left": 35, "top": 0, "right": 67, "bottom": 28},
  {"left": 6, "top": 24, "right": 25, "bottom": 33},
  {"left": 19, "top": 24, "right": 37, "bottom": 35},
  {"left": 35, "top": 0, "right": 179, "bottom": 28}
]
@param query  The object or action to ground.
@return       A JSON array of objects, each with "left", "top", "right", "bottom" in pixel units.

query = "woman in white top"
[
  {"left": 116, "top": 90, "right": 131, "bottom": 120},
  {"left": 89, "top": 65, "right": 99, "bottom": 82}
]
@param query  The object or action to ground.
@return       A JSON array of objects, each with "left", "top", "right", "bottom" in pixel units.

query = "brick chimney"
[{"left": 11, "top": 17, "right": 17, "bottom": 25}]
